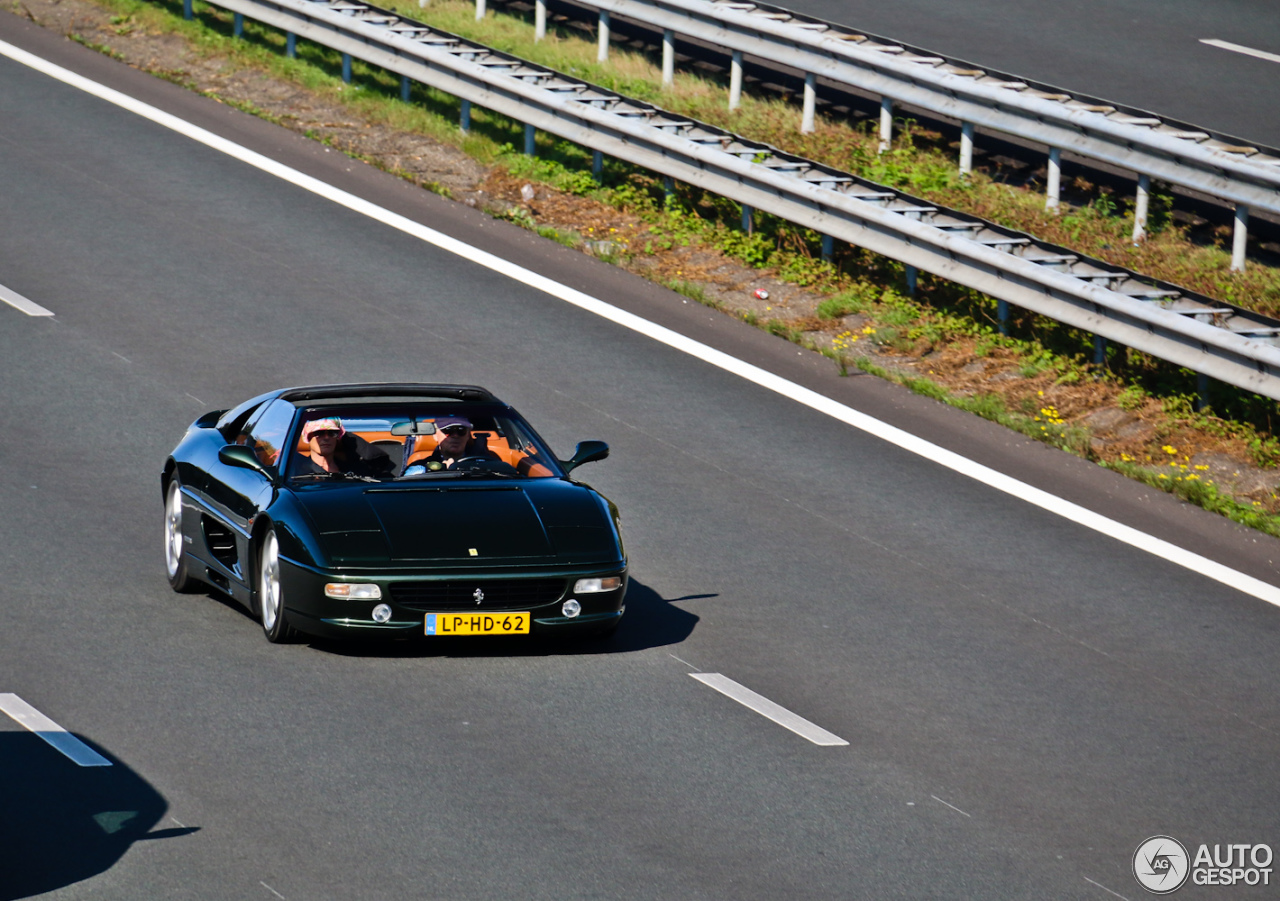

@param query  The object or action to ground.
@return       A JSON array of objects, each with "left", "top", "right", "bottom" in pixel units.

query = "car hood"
[{"left": 290, "top": 479, "right": 618, "bottom": 566}]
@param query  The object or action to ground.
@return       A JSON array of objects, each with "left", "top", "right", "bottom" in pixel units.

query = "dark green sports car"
[{"left": 162, "top": 384, "right": 626, "bottom": 643}]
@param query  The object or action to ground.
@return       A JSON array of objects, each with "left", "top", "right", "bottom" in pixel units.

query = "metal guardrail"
[
  {"left": 512, "top": 0, "right": 1280, "bottom": 271},
  {"left": 192, "top": 0, "right": 1280, "bottom": 399}
]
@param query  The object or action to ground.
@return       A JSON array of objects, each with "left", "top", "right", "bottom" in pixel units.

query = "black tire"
[
  {"left": 164, "top": 479, "right": 199, "bottom": 593},
  {"left": 257, "top": 528, "right": 295, "bottom": 643}
]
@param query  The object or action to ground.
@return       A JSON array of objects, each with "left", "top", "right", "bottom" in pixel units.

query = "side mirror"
[
  {"left": 562, "top": 440, "right": 609, "bottom": 473},
  {"left": 219, "top": 445, "right": 274, "bottom": 479}
]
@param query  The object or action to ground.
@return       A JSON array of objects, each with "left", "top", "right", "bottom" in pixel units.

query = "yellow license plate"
[{"left": 425, "top": 612, "right": 530, "bottom": 636}]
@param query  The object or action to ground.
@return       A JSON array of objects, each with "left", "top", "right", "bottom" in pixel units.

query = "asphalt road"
[
  {"left": 3, "top": 15, "right": 1280, "bottom": 900},
  {"left": 772, "top": 0, "right": 1280, "bottom": 147}
]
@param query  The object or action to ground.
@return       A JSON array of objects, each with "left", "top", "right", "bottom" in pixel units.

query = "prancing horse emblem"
[{"left": 473, "top": 588, "right": 484, "bottom": 605}]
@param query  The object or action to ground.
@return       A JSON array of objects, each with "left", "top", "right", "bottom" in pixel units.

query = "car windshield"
[{"left": 285, "top": 404, "right": 565, "bottom": 483}]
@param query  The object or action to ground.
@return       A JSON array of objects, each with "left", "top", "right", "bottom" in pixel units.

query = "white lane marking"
[
  {"left": 0, "top": 693, "right": 112, "bottom": 766},
  {"left": 930, "top": 794, "right": 971, "bottom": 817},
  {"left": 1201, "top": 38, "right": 1280, "bottom": 66},
  {"left": 3, "top": 40, "right": 1279, "bottom": 609},
  {"left": 690, "top": 673, "right": 848, "bottom": 746},
  {"left": 1084, "top": 876, "right": 1132, "bottom": 900},
  {"left": 0, "top": 281, "right": 54, "bottom": 316},
  {"left": 260, "top": 881, "right": 287, "bottom": 900}
]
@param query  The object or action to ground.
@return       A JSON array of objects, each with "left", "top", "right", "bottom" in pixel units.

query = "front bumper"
[{"left": 277, "top": 558, "right": 627, "bottom": 640}]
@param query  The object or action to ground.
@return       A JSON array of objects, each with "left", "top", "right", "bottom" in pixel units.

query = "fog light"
[
  {"left": 562, "top": 599, "right": 581, "bottom": 618},
  {"left": 325, "top": 583, "right": 381, "bottom": 600},
  {"left": 573, "top": 576, "right": 621, "bottom": 594},
  {"left": 371, "top": 603, "right": 392, "bottom": 623}
]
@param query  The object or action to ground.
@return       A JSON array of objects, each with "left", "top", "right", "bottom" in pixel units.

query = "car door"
[{"left": 202, "top": 398, "right": 296, "bottom": 585}]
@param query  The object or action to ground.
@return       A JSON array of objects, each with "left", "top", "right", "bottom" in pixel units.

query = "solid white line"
[
  {"left": 3, "top": 38, "right": 1279, "bottom": 608},
  {"left": 691, "top": 673, "right": 848, "bottom": 746},
  {"left": 1201, "top": 38, "right": 1280, "bottom": 66},
  {"left": 0, "top": 281, "right": 54, "bottom": 316},
  {"left": 0, "top": 693, "right": 112, "bottom": 766},
  {"left": 930, "top": 794, "right": 971, "bottom": 817}
]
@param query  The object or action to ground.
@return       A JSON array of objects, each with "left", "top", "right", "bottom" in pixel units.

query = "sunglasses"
[
  {"left": 311, "top": 429, "right": 341, "bottom": 438},
  {"left": 440, "top": 426, "right": 469, "bottom": 436}
]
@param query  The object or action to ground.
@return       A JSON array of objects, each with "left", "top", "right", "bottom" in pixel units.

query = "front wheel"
[
  {"left": 257, "top": 529, "right": 294, "bottom": 643},
  {"left": 164, "top": 479, "right": 198, "bottom": 593}
]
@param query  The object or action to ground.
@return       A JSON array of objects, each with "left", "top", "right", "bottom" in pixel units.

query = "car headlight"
[
  {"left": 324, "top": 583, "right": 382, "bottom": 600},
  {"left": 573, "top": 577, "right": 622, "bottom": 594}
]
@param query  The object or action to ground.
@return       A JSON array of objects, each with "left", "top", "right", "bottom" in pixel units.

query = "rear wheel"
[
  {"left": 257, "top": 529, "right": 294, "bottom": 643},
  {"left": 164, "top": 479, "right": 197, "bottom": 593}
]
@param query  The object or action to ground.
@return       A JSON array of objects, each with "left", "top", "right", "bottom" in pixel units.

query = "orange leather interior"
[
  {"left": 404, "top": 431, "right": 552, "bottom": 476},
  {"left": 291, "top": 425, "right": 555, "bottom": 476},
  {"left": 296, "top": 430, "right": 403, "bottom": 454}
]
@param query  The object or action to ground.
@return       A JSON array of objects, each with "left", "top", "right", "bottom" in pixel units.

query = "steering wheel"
[{"left": 447, "top": 456, "right": 490, "bottom": 471}]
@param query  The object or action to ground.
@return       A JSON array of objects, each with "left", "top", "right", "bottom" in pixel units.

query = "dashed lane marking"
[
  {"left": 930, "top": 794, "right": 971, "bottom": 817},
  {"left": 1201, "top": 38, "right": 1280, "bottom": 65},
  {"left": 690, "top": 673, "right": 848, "bottom": 746},
  {"left": 0, "top": 693, "right": 112, "bottom": 766},
  {"left": 0, "top": 282, "right": 53, "bottom": 317}
]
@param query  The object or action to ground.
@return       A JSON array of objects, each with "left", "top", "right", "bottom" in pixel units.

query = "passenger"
[
  {"left": 402, "top": 415, "right": 499, "bottom": 475},
  {"left": 296, "top": 417, "right": 393, "bottom": 478}
]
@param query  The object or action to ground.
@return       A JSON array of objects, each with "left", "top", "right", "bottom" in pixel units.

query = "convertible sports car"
[{"left": 162, "top": 384, "right": 627, "bottom": 642}]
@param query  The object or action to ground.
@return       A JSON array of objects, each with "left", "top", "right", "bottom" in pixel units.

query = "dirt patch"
[{"left": 10, "top": 0, "right": 1280, "bottom": 518}]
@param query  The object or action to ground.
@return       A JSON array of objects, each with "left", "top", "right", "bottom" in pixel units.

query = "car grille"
[{"left": 390, "top": 578, "right": 566, "bottom": 611}]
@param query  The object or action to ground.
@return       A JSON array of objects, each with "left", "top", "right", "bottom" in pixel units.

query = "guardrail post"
[
  {"left": 821, "top": 234, "right": 833, "bottom": 263},
  {"left": 597, "top": 10, "right": 610, "bottom": 63},
  {"left": 959, "top": 122, "right": 974, "bottom": 175},
  {"left": 524, "top": 123, "right": 536, "bottom": 156},
  {"left": 728, "top": 50, "right": 743, "bottom": 111},
  {"left": 742, "top": 203, "right": 753, "bottom": 235},
  {"left": 286, "top": 32, "right": 296, "bottom": 58},
  {"left": 1132, "top": 174, "right": 1150, "bottom": 244},
  {"left": 342, "top": 52, "right": 352, "bottom": 84},
  {"left": 592, "top": 150, "right": 603, "bottom": 182},
  {"left": 1046, "top": 147, "right": 1061, "bottom": 212},
  {"left": 183, "top": 0, "right": 192, "bottom": 20},
  {"left": 460, "top": 99, "right": 471, "bottom": 133},
  {"left": 663, "top": 176, "right": 675, "bottom": 200},
  {"left": 878, "top": 97, "right": 893, "bottom": 153},
  {"left": 997, "top": 299, "right": 1009, "bottom": 335},
  {"left": 1093, "top": 335, "right": 1107, "bottom": 369},
  {"left": 401, "top": 76, "right": 411, "bottom": 102},
  {"left": 801, "top": 73, "right": 816, "bottom": 134},
  {"left": 534, "top": 0, "right": 546, "bottom": 41},
  {"left": 475, "top": 0, "right": 485, "bottom": 21},
  {"left": 1197, "top": 373, "right": 1211, "bottom": 411},
  {"left": 233, "top": 11, "right": 243, "bottom": 37},
  {"left": 1232, "top": 204, "right": 1249, "bottom": 272},
  {"left": 905, "top": 265, "right": 917, "bottom": 296},
  {"left": 662, "top": 29, "right": 675, "bottom": 87}
]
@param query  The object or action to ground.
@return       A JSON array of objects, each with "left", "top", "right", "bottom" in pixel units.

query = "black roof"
[{"left": 278, "top": 383, "right": 499, "bottom": 403}]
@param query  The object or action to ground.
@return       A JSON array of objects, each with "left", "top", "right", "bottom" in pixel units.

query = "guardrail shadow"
[
  {"left": 0, "top": 732, "right": 197, "bottom": 900},
  {"left": 310, "top": 577, "right": 703, "bottom": 658}
]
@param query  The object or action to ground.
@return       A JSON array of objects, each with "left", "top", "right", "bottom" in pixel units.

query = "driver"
[{"left": 402, "top": 415, "right": 499, "bottom": 475}]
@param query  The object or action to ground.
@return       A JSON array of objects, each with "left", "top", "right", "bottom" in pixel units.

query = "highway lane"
[
  {"left": 770, "top": 0, "right": 1280, "bottom": 147},
  {"left": 3, "top": 22, "right": 1280, "bottom": 899}
]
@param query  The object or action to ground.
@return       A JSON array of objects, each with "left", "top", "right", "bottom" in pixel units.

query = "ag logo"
[
  {"left": 1134, "top": 835, "right": 1190, "bottom": 894},
  {"left": 473, "top": 588, "right": 484, "bottom": 605}
]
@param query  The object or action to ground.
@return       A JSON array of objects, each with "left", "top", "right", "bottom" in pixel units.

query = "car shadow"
[
  {"left": 0, "top": 732, "right": 199, "bottom": 900},
  {"left": 307, "top": 578, "right": 704, "bottom": 658}
]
